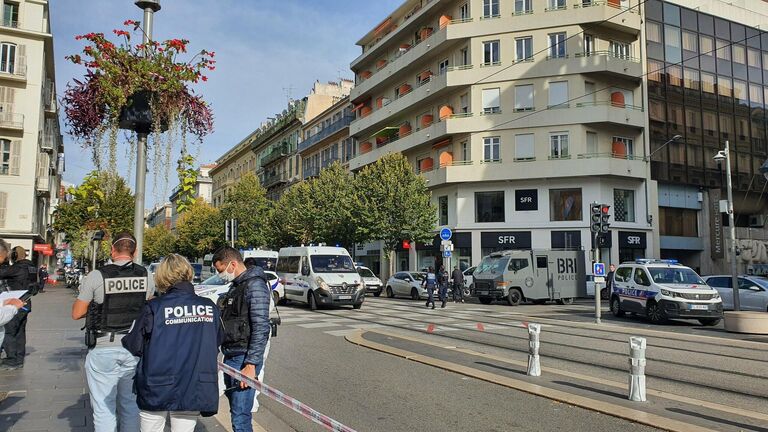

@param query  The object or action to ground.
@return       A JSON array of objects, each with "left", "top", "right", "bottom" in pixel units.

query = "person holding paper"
[
  {"left": 0, "top": 245, "right": 36, "bottom": 370},
  {"left": 0, "top": 297, "right": 25, "bottom": 349}
]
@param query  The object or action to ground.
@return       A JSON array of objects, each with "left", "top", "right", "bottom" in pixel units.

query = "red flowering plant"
[{"left": 63, "top": 20, "right": 215, "bottom": 204}]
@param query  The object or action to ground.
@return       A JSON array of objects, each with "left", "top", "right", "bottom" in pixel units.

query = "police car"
[
  {"left": 610, "top": 259, "right": 723, "bottom": 325},
  {"left": 194, "top": 270, "right": 284, "bottom": 306}
]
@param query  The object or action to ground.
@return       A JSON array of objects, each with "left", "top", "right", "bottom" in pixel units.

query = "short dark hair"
[
  {"left": 212, "top": 246, "right": 243, "bottom": 266},
  {"left": 112, "top": 231, "right": 136, "bottom": 255},
  {"left": 243, "top": 257, "right": 258, "bottom": 268}
]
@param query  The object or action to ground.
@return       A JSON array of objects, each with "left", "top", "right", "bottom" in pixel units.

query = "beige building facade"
[{"left": 0, "top": 0, "right": 63, "bottom": 261}]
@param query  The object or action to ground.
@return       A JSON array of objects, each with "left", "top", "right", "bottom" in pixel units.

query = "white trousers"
[{"left": 139, "top": 410, "right": 198, "bottom": 432}]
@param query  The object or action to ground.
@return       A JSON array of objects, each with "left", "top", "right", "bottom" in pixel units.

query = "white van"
[
  {"left": 243, "top": 249, "right": 278, "bottom": 272},
  {"left": 277, "top": 246, "right": 365, "bottom": 310}
]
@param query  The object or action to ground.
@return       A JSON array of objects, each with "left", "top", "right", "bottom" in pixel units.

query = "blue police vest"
[{"left": 133, "top": 282, "right": 221, "bottom": 414}]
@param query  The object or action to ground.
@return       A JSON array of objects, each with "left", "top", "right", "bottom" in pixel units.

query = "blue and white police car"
[
  {"left": 195, "top": 270, "right": 284, "bottom": 306},
  {"left": 610, "top": 259, "right": 723, "bottom": 326}
]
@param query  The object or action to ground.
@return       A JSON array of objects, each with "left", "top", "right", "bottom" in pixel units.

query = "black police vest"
[
  {"left": 86, "top": 262, "right": 148, "bottom": 345},
  {"left": 219, "top": 282, "right": 250, "bottom": 351}
]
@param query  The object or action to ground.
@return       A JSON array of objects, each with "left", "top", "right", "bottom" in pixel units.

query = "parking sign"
[{"left": 593, "top": 263, "right": 606, "bottom": 277}]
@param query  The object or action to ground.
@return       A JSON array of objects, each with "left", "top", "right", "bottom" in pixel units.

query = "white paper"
[{"left": 0, "top": 290, "right": 28, "bottom": 302}]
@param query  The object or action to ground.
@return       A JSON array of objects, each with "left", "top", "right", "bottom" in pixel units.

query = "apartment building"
[
  {"left": 298, "top": 96, "right": 355, "bottom": 179},
  {"left": 210, "top": 137, "right": 258, "bottom": 208},
  {"left": 168, "top": 163, "right": 214, "bottom": 230},
  {"left": 647, "top": 0, "right": 768, "bottom": 275},
  {"left": 349, "top": 0, "right": 648, "bottom": 273},
  {"left": 0, "top": 0, "right": 64, "bottom": 262},
  {"left": 146, "top": 202, "right": 172, "bottom": 229}
]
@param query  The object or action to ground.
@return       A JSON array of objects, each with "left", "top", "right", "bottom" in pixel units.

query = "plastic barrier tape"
[{"left": 218, "top": 361, "right": 358, "bottom": 432}]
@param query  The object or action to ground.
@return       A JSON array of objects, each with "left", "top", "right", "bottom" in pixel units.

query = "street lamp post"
[
  {"left": 714, "top": 141, "right": 740, "bottom": 311},
  {"left": 132, "top": 0, "right": 161, "bottom": 265}
]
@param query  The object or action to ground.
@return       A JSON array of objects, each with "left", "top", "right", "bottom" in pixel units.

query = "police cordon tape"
[{"left": 217, "top": 361, "right": 358, "bottom": 432}]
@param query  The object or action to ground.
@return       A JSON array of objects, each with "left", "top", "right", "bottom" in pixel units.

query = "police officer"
[
  {"left": 437, "top": 265, "right": 449, "bottom": 308},
  {"left": 423, "top": 267, "right": 437, "bottom": 309},
  {"left": 0, "top": 245, "right": 37, "bottom": 370},
  {"left": 71, "top": 232, "right": 155, "bottom": 432},
  {"left": 122, "top": 254, "right": 223, "bottom": 432}
]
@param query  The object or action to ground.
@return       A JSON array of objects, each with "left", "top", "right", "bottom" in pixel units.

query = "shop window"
[
  {"left": 475, "top": 191, "right": 505, "bottom": 222},
  {"left": 614, "top": 189, "right": 635, "bottom": 222},
  {"left": 549, "top": 188, "right": 582, "bottom": 221}
]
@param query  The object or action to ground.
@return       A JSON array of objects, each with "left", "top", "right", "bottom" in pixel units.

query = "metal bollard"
[
  {"left": 527, "top": 323, "right": 541, "bottom": 377},
  {"left": 628, "top": 336, "right": 647, "bottom": 402}
]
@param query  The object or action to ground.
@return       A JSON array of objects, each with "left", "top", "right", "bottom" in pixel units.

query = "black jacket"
[
  {"left": 452, "top": 269, "right": 464, "bottom": 284},
  {"left": 221, "top": 266, "right": 271, "bottom": 366},
  {"left": 0, "top": 259, "right": 36, "bottom": 291}
]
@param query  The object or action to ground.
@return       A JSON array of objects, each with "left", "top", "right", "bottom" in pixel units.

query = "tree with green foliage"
[
  {"left": 220, "top": 173, "right": 271, "bottom": 249},
  {"left": 307, "top": 162, "right": 365, "bottom": 249},
  {"left": 355, "top": 153, "right": 436, "bottom": 275},
  {"left": 175, "top": 198, "right": 224, "bottom": 259},
  {"left": 53, "top": 171, "right": 135, "bottom": 261},
  {"left": 143, "top": 225, "right": 177, "bottom": 263},
  {"left": 269, "top": 181, "right": 316, "bottom": 248}
]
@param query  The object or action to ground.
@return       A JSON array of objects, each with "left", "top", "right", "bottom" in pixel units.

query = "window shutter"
[
  {"left": 548, "top": 81, "right": 568, "bottom": 107},
  {"left": 514, "top": 85, "right": 534, "bottom": 109},
  {"left": 16, "top": 44, "right": 25, "bottom": 75},
  {"left": 482, "top": 88, "right": 500, "bottom": 110},
  {"left": 10, "top": 139, "right": 20, "bottom": 175},
  {"left": 515, "top": 134, "right": 535, "bottom": 159},
  {"left": 0, "top": 191, "right": 7, "bottom": 228}
]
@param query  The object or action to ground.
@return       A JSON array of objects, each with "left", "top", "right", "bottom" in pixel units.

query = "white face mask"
[{"left": 218, "top": 261, "right": 236, "bottom": 283}]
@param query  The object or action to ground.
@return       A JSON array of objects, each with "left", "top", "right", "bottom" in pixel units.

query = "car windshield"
[
  {"left": 358, "top": 268, "right": 376, "bottom": 278},
  {"left": 200, "top": 274, "right": 228, "bottom": 286},
  {"left": 310, "top": 255, "right": 357, "bottom": 273},
  {"left": 409, "top": 272, "right": 426, "bottom": 281},
  {"left": 649, "top": 267, "right": 705, "bottom": 285},
  {"left": 477, "top": 256, "right": 510, "bottom": 274},
  {"left": 750, "top": 277, "right": 768, "bottom": 289}
]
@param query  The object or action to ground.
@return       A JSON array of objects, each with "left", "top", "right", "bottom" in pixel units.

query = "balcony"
[
  {"left": 0, "top": 112, "right": 23, "bottom": 130},
  {"left": 298, "top": 115, "right": 354, "bottom": 153},
  {"left": 263, "top": 171, "right": 289, "bottom": 188},
  {"left": 350, "top": 119, "right": 449, "bottom": 171},
  {"left": 260, "top": 143, "right": 290, "bottom": 168},
  {"left": 303, "top": 166, "right": 320, "bottom": 179},
  {"left": 0, "top": 60, "right": 26, "bottom": 82}
]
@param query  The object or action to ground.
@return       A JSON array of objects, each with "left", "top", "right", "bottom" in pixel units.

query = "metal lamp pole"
[
  {"left": 716, "top": 141, "right": 740, "bottom": 311},
  {"left": 132, "top": 0, "right": 161, "bottom": 264}
]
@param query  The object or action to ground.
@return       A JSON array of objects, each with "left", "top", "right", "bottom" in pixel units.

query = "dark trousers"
[
  {"left": 453, "top": 282, "right": 463, "bottom": 301},
  {"left": 438, "top": 283, "right": 448, "bottom": 303},
  {"left": 2, "top": 310, "right": 28, "bottom": 365},
  {"left": 426, "top": 285, "right": 435, "bottom": 306}
]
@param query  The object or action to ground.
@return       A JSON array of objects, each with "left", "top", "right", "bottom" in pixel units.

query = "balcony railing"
[
  {"left": 41, "top": 134, "right": 56, "bottom": 151},
  {"left": 263, "top": 171, "right": 288, "bottom": 188},
  {"left": 303, "top": 166, "right": 320, "bottom": 179},
  {"left": 575, "top": 100, "right": 644, "bottom": 111},
  {"left": 260, "top": 143, "right": 290, "bottom": 167},
  {"left": 360, "top": 0, "right": 437, "bottom": 55},
  {"left": 1, "top": 20, "right": 19, "bottom": 29},
  {"left": 573, "top": 0, "right": 639, "bottom": 13},
  {"left": 358, "top": 26, "right": 444, "bottom": 83},
  {"left": 577, "top": 152, "right": 641, "bottom": 161},
  {"left": 0, "top": 112, "right": 23, "bottom": 129},
  {"left": 298, "top": 115, "right": 354, "bottom": 152},
  {"left": 574, "top": 50, "right": 640, "bottom": 63}
]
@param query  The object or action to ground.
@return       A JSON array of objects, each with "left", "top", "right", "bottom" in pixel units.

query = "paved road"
[{"left": 252, "top": 296, "right": 767, "bottom": 432}]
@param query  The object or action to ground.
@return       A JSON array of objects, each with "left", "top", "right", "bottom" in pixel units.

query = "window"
[
  {"left": 0, "top": 138, "right": 18, "bottom": 175},
  {"left": 514, "top": 84, "right": 534, "bottom": 111},
  {"left": 647, "top": 22, "right": 662, "bottom": 44},
  {"left": 3, "top": 2, "right": 18, "bottom": 28},
  {"left": 483, "top": 0, "right": 499, "bottom": 18},
  {"left": 548, "top": 33, "right": 566, "bottom": 58},
  {"left": 460, "top": 93, "right": 469, "bottom": 113},
  {"left": 459, "top": 3, "right": 470, "bottom": 19},
  {"left": 508, "top": 259, "right": 529, "bottom": 271},
  {"left": 664, "top": 25, "right": 681, "bottom": 63},
  {"left": 461, "top": 141, "right": 469, "bottom": 161},
  {"left": 438, "top": 58, "right": 449, "bottom": 75},
  {"left": 475, "top": 191, "right": 505, "bottom": 222},
  {"left": 667, "top": 65, "right": 682, "bottom": 87},
  {"left": 682, "top": 31, "right": 697, "bottom": 54},
  {"left": 548, "top": 0, "right": 566, "bottom": 10},
  {"left": 482, "top": 88, "right": 501, "bottom": 114},
  {"left": 683, "top": 69, "right": 699, "bottom": 90},
  {"left": 549, "top": 188, "right": 582, "bottom": 221},
  {"left": 439, "top": 196, "right": 448, "bottom": 225},
  {"left": 614, "top": 267, "right": 632, "bottom": 283},
  {"left": 515, "top": 134, "right": 535, "bottom": 160},
  {"left": 550, "top": 133, "right": 569, "bottom": 158},
  {"left": 536, "top": 257, "right": 547, "bottom": 268},
  {"left": 514, "top": 0, "right": 532, "bottom": 14},
  {"left": 659, "top": 207, "right": 698, "bottom": 237},
  {"left": 701, "top": 72, "right": 716, "bottom": 93},
  {"left": 716, "top": 39, "right": 730, "bottom": 61},
  {"left": 700, "top": 35, "right": 714, "bottom": 56},
  {"left": 612, "top": 136, "right": 634, "bottom": 156},
  {"left": 460, "top": 48, "right": 469, "bottom": 66},
  {"left": 633, "top": 269, "right": 651, "bottom": 286},
  {"left": 515, "top": 37, "right": 533, "bottom": 62},
  {"left": 733, "top": 45, "right": 746, "bottom": 65},
  {"left": 483, "top": 41, "right": 500, "bottom": 65},
  {"left": 0, "top": 42, "right": 15, "bottom": 74},
  {"left": 483, "top": 137, "right": 500, "bottom": 162},
  {"left": 614, "top": 189, "right": 635, "bottom": 222},
  {"left": 584, "top": 34, "right": 595, "bottom": 55},
  {"left": 748, "top": 48, "right": 761, "bottom": 69},
  {"left": 586, "top": 131, "right": 597, "bottom": 154},
  {"left": 718, "top": 76, "right": 732, "bottom": 98},
  {"left": 548, "top": 81, "right": 568, "bottom": 108},
  {"left": 610, "top": 41, "right": 630, "bottom": 59}
]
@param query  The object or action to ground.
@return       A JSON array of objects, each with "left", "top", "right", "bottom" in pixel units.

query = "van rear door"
[{"left": 533, "top": 255, "right": 550, "bottom": 298}]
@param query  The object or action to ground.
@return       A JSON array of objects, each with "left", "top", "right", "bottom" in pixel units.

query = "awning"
[
  {"left": 374, "top": 17, "right": 393, "bottom": 36},
  {"left": 370, "top": 127, "right": 398, "bottom": 138},
  {"left": 432, "top": 139, "right": 451, "bottom": 150}
]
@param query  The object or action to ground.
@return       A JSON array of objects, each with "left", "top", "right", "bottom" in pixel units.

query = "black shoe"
[
  {"left": 441, "top": 301, "right": 446, "bottom": 308},
  {"left": 0, "top": 362, "right": 22, "bottom": 371},
  {"left": 431, "top": 304, "right": 435, "bottom": 309}
]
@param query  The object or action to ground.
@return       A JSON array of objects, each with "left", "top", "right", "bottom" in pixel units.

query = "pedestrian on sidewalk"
[
  {"left": 423, "top": 267, "right": 437, "bottom": 309},
  {"left": 123, "top": 254, "right": 223, "bottom": 432},
  {"left": 452, "top": 266, "right": 464, "bottom": 303},
  {"left": 437, "top": 265, "right": 449, "bottom": 308},
  {"left": 38, "top": 265, "right": 48, "bottom": 293},
  {"left": 213, "top": 246, "right": 272, "bottom": 432},
  {"left": 71, "top": 232, "right": 155, "bottom": 432},
  {"left": 0, "top": 245, "right": 37, "bottom": 370},
  {"left": 602, "top": 264, "right": 615, "bottom": 300}
]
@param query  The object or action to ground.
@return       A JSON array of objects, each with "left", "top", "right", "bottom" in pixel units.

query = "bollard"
[
  {"left": 628, "top": 336, "right": 647, "bottom": 402},
  {"left": 527, "top": 323, "right": 541, "bottom": 377}
]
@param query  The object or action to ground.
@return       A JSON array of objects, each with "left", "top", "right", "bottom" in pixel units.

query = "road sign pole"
[{"left": 594, "top": 231, "right": 602, "bottom": 325}]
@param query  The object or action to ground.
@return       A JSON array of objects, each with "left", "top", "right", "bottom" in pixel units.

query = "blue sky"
[{"left": 51, "top": 0, "right": 401, "bottom": 206}]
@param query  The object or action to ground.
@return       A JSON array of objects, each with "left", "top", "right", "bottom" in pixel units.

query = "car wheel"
[
  {"left": 610, "top": 295, "right": 625, "bottom": 317},
  {"left": 556, "top": 298, "right": 574, "bottom": 305},
  {"left": 646, "top": 301, "right": 666, "bottom": 324},
  {"left": 479, "top": 296, "right": 493, "bottom": 305},
  {"left": 386, "top": 286, "right": 395, "bottom": 298},
  {"left": 411, "top": 288, "right": 420, "bottom": 301},
  {"left": 600, "top": 288, "right": 609, "bottom": 300},
  {"left": 698, "top": 318, "right": 721, "bottom": 326},
  {"left": 373, "top": 290, "right": 381, "bottom": 297},
  {"left": 353, "top": 302, "right": 363, "bottom": 310},
  {"left": 507, "top": 288, "right": 523, "bottom": 306},
  {"left": 463, "top": 286, "right": 471, "bottom": 297},
  {"left": 308, "top": 291, "right": 318, "bottom": 311}
]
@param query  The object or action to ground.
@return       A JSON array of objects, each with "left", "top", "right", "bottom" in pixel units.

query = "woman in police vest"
[{"left": 123, "top": 254, "right": 223, "bottom": 432}]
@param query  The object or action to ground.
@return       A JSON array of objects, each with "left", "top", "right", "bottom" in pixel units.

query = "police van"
[
  {"left": 277, "top": 245, "right": 365, "bottom": 310},
  {"left": 242, "top": 249, "right": 278, "bottom": 271},
  {"left": 472, "top": 250, "right": 585, "bottom": 306},
  {"left": 610, "top": 259, "right": 723, "bottom": 325}
]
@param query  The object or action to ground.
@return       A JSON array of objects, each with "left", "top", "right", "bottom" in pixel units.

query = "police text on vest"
[{"left": 164, "top": 305, "right": 215, "bottom": 325}]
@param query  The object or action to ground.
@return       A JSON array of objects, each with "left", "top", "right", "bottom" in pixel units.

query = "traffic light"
[
  {"left": 590, "top": 203, "right": 602, "bottom": 233},
  {"left": 600, "top": 204, "right": 611, "bottom": 233}
]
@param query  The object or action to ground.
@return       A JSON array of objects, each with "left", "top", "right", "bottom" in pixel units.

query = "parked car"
[
  {"left": 194, "top": 270, "right": 284, "bottom": 306},
  {"left": 357, "top": 266, "right": 383, "bottom": 297},
  {"left": 385, "top": 272, "right": 428, "bottom": 300},
  {"left": 610, "top": 259, "right": 722, "bottom": 325},
  {"left": 703, "top": 275, "right": 768, "bottom": 312}
]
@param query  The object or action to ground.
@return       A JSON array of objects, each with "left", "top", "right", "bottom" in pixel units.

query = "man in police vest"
[
  {"left": 0, "top": 245, "right": 38, "bottom": 370},
  {"left": 71, "top": 232, "right": 155, "bottom": 432}
]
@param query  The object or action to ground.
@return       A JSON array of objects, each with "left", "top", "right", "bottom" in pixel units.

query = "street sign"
[
  {"left": 441, "top": 240, "right": 453, "bottom": 252},
  {"left": 593, "top": 262, "right": 606, "bottom": 277},
  {"left": 440, "top": 227, "right": 452, "bottom": 241},
  {"left": 594, "top": 277, "right": 605, "bottom": 284},
  {"left": 443, "top": 250, "right": 452, "bottom": 258}
]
